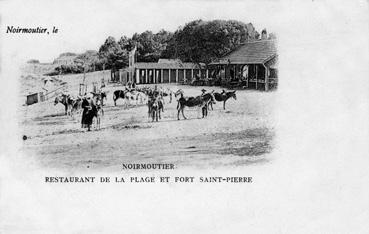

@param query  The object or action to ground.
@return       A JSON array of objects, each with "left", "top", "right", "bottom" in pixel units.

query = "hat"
[{"left": 201, "top": 89, "right": 207, "bottom": 92}]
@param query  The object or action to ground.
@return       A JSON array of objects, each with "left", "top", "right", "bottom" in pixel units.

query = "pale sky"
[{"left": 1, "top": 0, "right": 282, "bottom": 63}]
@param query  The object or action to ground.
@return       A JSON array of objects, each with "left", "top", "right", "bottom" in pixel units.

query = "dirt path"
[{"left": 20, "top": 81, "right": 276, "bottom": 171}]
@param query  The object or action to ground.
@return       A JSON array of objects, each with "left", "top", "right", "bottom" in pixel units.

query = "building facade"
[
  {"left": 118, "top": 54, "right": 206, "bottom": 85},
  {"left": 117, "top": 39, "right": 278, "bottom": 91},
  {"left": 210, "top": 39, "right": 278, "bottom": 91}
]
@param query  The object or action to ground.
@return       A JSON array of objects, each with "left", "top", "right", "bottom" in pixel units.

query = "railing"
[{"left": 43, "top": 85, "right": 67, "bottom": 100}]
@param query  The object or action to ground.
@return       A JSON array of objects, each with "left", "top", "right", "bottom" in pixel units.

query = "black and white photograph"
[
  {"left": 0, "top": 0, "right": 368, "bottom": 233},
  {"left": 18, "top": 18, "right": 277, "bottom": 170}
]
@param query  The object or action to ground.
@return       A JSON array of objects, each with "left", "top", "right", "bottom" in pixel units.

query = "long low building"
[
  {"left": 136, "top": 59, "right": 207, "bottom": 84},
  {"left": 119, "top": 59, "right": 207, "bottom": 85},
  {"left": 117, "top": 39, "right": 278, "bottom": 91}
]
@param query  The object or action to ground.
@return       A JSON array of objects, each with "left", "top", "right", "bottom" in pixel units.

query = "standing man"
[
  {"left": 201, "top": 89, "right": 207, "bottom": 96},
  {"left": 169, "top": 89, "right": 172, "bottom": 103}
]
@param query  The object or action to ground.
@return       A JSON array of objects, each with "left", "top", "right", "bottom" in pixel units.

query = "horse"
[
  {"left": 113, "top": 89, "right": 134, "bottom": 107},
  {"left": 148, "top": 98, "right": 159, "bottom": 122},
  {"left": 113, "top": 90, "right": 126, "bottom": 106},
  {"left": 114, "top": 89, "right": 141, "bottom": 107},
  {"left": 93, "top": 99, "right": 104, "bottom": 129},
  {"left": 91, "top": 92, "right": 107, "bottom": 115},
  {"left": 177, "top": 91, "right": 216, "bottom": 120},
  {"left": 147, "top": 96, "right": 164, "bottom": 121},
  {"left": 208, "top": 90, "right": 237, "bottom": 110},
  {"left": 135, "top": 91, "right": 147, "bottom": 105},
  {"left": 93, "top": 91, "right": 107, "bottom": 106},
  {"left": 71, "top": 96, "right": 82, "bottom": 116},
  {"left": 54, "top": 94, "right": 74, "bottom": 116},
  {"left": 125, "top": 90, "right": 137, "bottom": 107}
]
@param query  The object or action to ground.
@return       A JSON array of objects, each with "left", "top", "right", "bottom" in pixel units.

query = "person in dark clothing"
[
  {"left": 81, "top": 96, "right": 95, "bottom": 131},
  {"left": 152, "top": 85, "right": 160, "bottom": 98},
  {"left": 201, "top": 89, "right": 207, "bottom": 96}
]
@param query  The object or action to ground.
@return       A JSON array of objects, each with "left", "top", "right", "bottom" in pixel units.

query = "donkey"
[
  {"left": 91, "top": 92, "right": 107, "bottom": 116},
  {"left": 113, "top": 90, "right": 126, "bottom": 106},
  {"left": 135, "top": 91, "right": 147, "bottom": 105},
  {"left": 208, "top": 90, "right": 237, "bottom": 110},
  {"left": 147, "top": 96, "right": 164, "bottom": 121},
  {"left": 93, "top": 99, "right": 103, "bottom": 129},
  {"left": 71, "top": 97, "right": 82, "bottom": 116},
  {"left": 91, "top": 91, "right": 107, "bottom": 106},
  {"left": 125, "top": 91, "right": 137, "bottom": 107},
  {"left": 149, "top": 98, "right": 159, "bottom": 122},
  {"left": 54, "top": 94, "right": 74, "bottom": 116},
  {"left": 113, "top": 89, "right": 134, "bottom": 107},
  {"left": 177, "top": 91, "right": 216, "bottom": 120}
]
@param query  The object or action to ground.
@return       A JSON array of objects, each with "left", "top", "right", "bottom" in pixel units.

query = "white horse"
[
  {"left": 124, "top": 91, "right": 136, "bottom": 107},
  {"left": 92, "top": 99, "right": 103, "bottom": 130},
  {"left": 135, "top": 91, "right": 147, "bottom": 105}
]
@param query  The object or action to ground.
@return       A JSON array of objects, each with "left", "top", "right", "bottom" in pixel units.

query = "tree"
[
  {"left": 49, "top": 19, "right": 263, "bottom": 76},
  {"left": 130, "top": 30, "right": 173, "bottom": 62},
  {"left": 162, "top": 19, "right": 260, "bottom": 65},
  {"left": 27, "top": 59, "right": 39, "bottom": 64},
  {"left": 55, "top": 64, "right": 82, "bottom": 74},
  {"left": 268, "top": 32, "right": 277, "bottom": 40},
  {"left": 74, "top": 50, "right": 100, "bottom": 72},
  {"left": 98, "top": 36, "right": 128, "bottom": 70}
]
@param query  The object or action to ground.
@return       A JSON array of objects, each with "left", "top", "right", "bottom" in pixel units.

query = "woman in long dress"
[{"left": 81, "top": 96, "right": 94, "bottom": 131}]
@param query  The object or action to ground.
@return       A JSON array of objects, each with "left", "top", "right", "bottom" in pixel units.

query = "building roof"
[
  {"left": 211, "top": 39, "right": 277, "bottom": 65},
  {"left": 134, "top": 62, "right": 202, "bottom": 69},
  {"left": 158, "top": 59, "right": 182, "bottom": 64},
  {"left": 27, "top": 88, "right": 44, "bottom": 95}
]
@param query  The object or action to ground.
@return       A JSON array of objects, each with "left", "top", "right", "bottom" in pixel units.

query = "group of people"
[{"left": 79, "top": 84, "right": 229, "bottom": 129}]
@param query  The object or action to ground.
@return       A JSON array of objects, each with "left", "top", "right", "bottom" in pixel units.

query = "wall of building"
[{"left": 163, "top": 69, "right": 170, "bottom": 83}]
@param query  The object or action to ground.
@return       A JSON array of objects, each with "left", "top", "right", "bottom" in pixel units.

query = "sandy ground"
[{"left": 19, "top": 72, "right": 276, "bottom": 171}]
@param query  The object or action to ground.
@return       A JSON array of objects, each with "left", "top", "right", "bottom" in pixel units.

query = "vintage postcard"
[{"left": 0, "top": 0, "right": 368, "bottom": 233}]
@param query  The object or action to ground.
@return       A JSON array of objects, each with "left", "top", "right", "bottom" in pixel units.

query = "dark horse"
[
  {"left": 177, "top": 92, "right": 215, "bottom": 120},
  {"left": 208, "top": 90, "right": 237, "bottom": 110},
  {"left": 113, "top": 90, "right": 127, "bottom": 106},
  {"left": 91, "top": 91, "right": 107, "bottom": 106},
  {"left": 147, "top": 97, "right": 163, "bottom": 122},
  {"left": 54, "top": 94, "right": 75, "bottom": 115},
  {"left": 147, "top": 96, "right": 164, "bottom": 122},
  {"left": 91, "top": 91, "right": 107, "bottom": 116}
]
